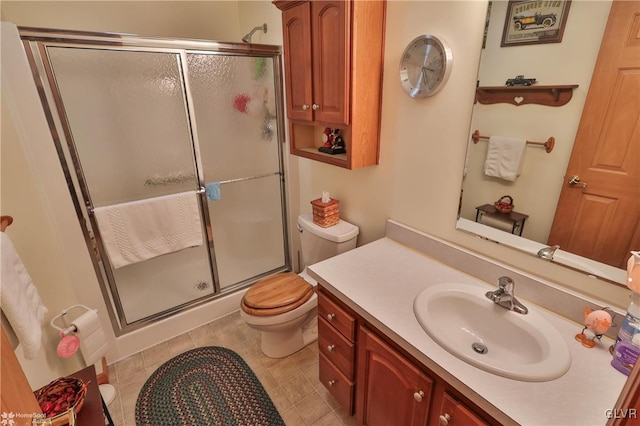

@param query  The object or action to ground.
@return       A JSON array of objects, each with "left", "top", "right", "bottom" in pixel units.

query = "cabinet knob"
[
  {"left": 439, "top": 413, "right": 451, "bottom": 426},
  {"left": 413, "top": 390, "right": 425, "bottom": 402},
  {"left": 302, "top": 104, "right": 309, "bottom": 110},
  {"left": 327, "top": 344, "right": 336, "bottom": 352},
  {"left": 328, "top": 380, "right": 336, "bottom": 387},
  {"left": 327, "top": 313, "right": 335, "bottom": 321},
  {"left": 312, "top": 103, "right": 320, "bottom": 111}
]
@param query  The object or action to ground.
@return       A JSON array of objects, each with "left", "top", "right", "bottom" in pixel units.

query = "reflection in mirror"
[{"left": 457, "top": 0, "right": 629, "bottom": 286}]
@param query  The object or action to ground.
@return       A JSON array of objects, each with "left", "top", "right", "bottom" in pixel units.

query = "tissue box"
[{"left": 311, "top": 198, "right": 339, "bottom": 227}]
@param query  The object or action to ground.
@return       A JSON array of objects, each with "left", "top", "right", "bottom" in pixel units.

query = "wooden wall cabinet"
[
  {"left": 317, "top": 285, "right": 492, "bottom": 426},
  {"left": 274, "top": 0, "right": 386, "bottom": 169}
]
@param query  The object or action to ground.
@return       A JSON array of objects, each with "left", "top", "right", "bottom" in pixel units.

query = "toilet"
[{"left": 240, "top": 213, "right": 359, "bottom": 358}]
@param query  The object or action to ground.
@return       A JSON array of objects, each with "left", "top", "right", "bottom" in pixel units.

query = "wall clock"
[{"left": 400, "top": 34, "right": 453, "bottom": 98}]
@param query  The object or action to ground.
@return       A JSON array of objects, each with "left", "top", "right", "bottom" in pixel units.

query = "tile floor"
[{"left": 107, "top": 311, "right": 357, "bottom": 425}]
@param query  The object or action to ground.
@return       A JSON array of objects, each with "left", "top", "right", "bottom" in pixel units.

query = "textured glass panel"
[
  {"left": 186, "top": 54, "right": 280, "bottom": 181},
  {"left": 47, "top": 47, "right": 213, "bottom": 324},
  {"left": 207, "top": 175, "right": 285, "bottom": 288},
  {"left": 48, "top": 47, "right": 197, "bottom": 206},
  {"left": 114, "top": 243, "right": 214, "bottom": 323},
  {"left": 188, "top": 53, "right": 286, "bottom": 288}
]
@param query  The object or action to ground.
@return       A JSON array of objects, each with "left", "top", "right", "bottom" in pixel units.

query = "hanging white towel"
[
  {"left": 483, "top": 136, "right": 527, "bottom": 182},
  {"left": 0, "top": 232, "right": 48, "bottom": 360},
  {"left": 94, "top": 191, "right": 203, "bottom": 269}
]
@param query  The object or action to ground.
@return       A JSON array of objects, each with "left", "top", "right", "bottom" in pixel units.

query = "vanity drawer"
[
  {"left": 318, "top": 291, "right": 356, "bottom": 342},
  {"left": 318, "top": 317, "right": 355, "bottom": 378},
  {"left": 319, "top": 352, "right": 355, "bottom": 415}
]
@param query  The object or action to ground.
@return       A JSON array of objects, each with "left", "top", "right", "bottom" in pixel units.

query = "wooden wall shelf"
[{"left": 475, "top": 85, "right": 578, "bottom": 107}]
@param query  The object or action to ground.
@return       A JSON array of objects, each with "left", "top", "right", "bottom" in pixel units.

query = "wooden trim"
[
  {"left": 273, "top": 0, "right": 306, "bottom": 11},
  {"left": 608, "top": 360, "right": 640, "bottom": 426},
  {"left": 1, "top": 328, "right": 42, "bottom": 425}
]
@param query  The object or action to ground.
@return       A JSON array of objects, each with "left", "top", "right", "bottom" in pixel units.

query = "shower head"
[{"left": 242, "top": 23, "right": 267, "bottom": 43}]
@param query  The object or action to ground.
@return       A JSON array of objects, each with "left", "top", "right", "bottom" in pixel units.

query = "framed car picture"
[{"left": 501, "top": 0, "right": 572, "bottom": 47}]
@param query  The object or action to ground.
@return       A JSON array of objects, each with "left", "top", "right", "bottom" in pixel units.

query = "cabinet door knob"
[
  {"left": 327, "top": 344, "right": 336, "bottom": 352},
  {"left": 312, "top": 103, "right": 320, "bottom": 111},
  {"left": 327, "top": 313, "right": 335, "bottom": 321},
  {"left": 302, "top": 104, "right": 309, "bottom": 110},
  {"left": 413, "top": 390, "right": 425, "bottom": 402},
  {"left": 439, "top": 413, "right": 451, "bottom": 426},
  {"left": 328, "top": 380, "right": 336, "bottom": 387}
]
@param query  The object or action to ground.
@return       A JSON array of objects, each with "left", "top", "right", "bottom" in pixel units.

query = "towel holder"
[
  {"left": 1, "top": 215, "right": 14, "bottom": 232},
  {"left": 471, "top": 130, "right": 555, "bottom": 153}
]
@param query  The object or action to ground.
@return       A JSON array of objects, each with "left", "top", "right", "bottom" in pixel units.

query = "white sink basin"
[{"left": 413, "top": 282, "right": 571, "bottom": 381}]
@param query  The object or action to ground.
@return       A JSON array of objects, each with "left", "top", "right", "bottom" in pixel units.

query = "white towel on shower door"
[
  {"left": 0, "top": 232, "right": 48, "bottom": 360},
  {"left": 483, "top": 136, "right": 527, "bottom": 182},
  {"left": 93, "top": 191, "right": 203, "bottom": 269}
]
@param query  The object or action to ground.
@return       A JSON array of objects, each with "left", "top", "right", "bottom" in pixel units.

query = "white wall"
[{"left": 1, "top": 0, "right": 630, "bottom": 390}]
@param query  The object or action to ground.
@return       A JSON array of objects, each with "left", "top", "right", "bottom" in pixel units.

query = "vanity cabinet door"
[
  {"left": 433, "top": 392, "right": 489, "bottom": 426},
  {"left": 357, "top": 326, "right": 433, "bottom": 426}
]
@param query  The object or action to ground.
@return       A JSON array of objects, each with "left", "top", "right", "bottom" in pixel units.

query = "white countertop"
[{"left": 308, "top": 236, "right": 628, "bottom": 426}]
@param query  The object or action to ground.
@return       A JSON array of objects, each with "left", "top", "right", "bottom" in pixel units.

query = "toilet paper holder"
[{"left": 50, "top": 304, "right": 94, "bottom": 336}]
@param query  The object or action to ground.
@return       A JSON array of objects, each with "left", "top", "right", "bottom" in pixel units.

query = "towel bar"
[{"left": 471, "top": 130, "right": 555, "bottom": 153}]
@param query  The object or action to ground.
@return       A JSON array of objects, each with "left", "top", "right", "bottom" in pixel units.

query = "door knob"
[
  {"left": 302, "top": 104, "right": 309, "bottom": 110},
  {"left": 413, "top": 390, "right": 425, "bottom": 402},
  {"left": 312, "top": 103, "right": 320, "bottom": 111},
  {"left": 568, "top": 175, "right": 587, "bottom": 188}
]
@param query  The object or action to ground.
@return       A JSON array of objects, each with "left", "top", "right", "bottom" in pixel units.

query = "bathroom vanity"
[{"left": 309, "top": 220, "right": 628, "bottom": 425}]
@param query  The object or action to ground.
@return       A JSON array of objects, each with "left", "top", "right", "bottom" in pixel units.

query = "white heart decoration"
[{"left": 514, "top": 96, "right": 525, "bottom": 104}]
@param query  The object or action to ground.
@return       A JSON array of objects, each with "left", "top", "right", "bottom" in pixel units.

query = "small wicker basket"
[
  {"left": 311, "top": 198, "right": 340, "bottom": 227},
  {"left": 34, "top": 377, "right": 87, "bottom": 426},
  {"left": 494, "top": 195, "right": 514, "bottom": 214}
]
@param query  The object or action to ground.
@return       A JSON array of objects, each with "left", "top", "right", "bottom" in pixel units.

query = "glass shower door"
[
  {"left": 186, "top": 53, "right": 287, "bottom": 288},
  {"left": 46, "top": 47, "right": 215, "bottom": 323}
]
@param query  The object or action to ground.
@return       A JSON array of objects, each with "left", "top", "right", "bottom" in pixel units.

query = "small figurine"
[
  {"left": 505, "top": 75, "right": 537, "bottom": 86},
  {"left": 322, "top": 127, "right": 333, "bottom": 148},
  {"left": 575, "top": 307, "right": 614, "bottom": 348},
  {"left": 318, "top": 128, "right": 346, "bottom": 155}
]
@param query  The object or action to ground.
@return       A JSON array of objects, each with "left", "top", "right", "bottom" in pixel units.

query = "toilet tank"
[{"left": 297, "top": 213, "right": 359, "bottom": 267}]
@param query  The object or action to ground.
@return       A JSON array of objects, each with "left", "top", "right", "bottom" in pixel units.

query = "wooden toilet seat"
[{"left": 241, "top": 272, "right": 314, "bottom": 316}]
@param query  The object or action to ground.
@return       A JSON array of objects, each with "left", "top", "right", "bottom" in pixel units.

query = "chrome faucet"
[
  {"left": 537, "top": 245, "right": 560, "bottom": 260},
  {"left": 485, "top": 276, "right": 528, "bottom": 315}
]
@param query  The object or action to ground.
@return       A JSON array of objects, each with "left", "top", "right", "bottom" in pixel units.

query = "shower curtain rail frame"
[{"left": 19, "top": 27, "right": 290, "bottom": 336}]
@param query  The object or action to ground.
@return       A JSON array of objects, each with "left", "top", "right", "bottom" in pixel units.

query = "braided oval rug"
[{"left": 135, "top": 346, "right": 285, "bottom": 426}]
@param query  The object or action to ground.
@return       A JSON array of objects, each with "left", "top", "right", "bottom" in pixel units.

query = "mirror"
[{"left": 457, "top": 0, "right": 627, "bottom": 285}]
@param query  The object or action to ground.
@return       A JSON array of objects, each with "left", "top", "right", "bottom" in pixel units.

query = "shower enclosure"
[{"left": 20, "top": 28, "right": 290, "bottom": 333}]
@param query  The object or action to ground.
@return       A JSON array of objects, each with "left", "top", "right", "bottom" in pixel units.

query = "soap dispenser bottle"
[{"left": 611, "top": 326, "right": 640, "bottom": 376}]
